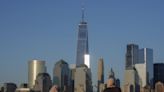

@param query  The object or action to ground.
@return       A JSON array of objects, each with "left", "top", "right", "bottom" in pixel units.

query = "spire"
[
  {"left": 109, "top": 68, "right": 115, "bottom": 79},
  {"left": 81, "top": 4, "right": 85, "bottom": 22}
]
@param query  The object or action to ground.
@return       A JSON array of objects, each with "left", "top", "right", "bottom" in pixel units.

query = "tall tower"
[
  {"left": 28, "top": 60, "right": 46, "bottom": 88},
  {"left": 97, "top": 58, "right": 104, "bottom": 92},
  {"left": 76, "top": 7, "right": 89, "bottom": 68},
  {"left": 139, "top": 48, "right": 154, "bottom": 86},
  {"left": 124, "top": 44, "right": 140, "bottom": 92},
  {"left": 125, "top": 44, "right": 139, "bottom": 69}
]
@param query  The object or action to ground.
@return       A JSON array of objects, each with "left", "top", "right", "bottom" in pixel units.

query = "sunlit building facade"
[
  {"left": 28, "top": 60, "right": 47, "bottom": 88},
  {"left": 76, "top": 8, "right": 89, "bottom": 68}
]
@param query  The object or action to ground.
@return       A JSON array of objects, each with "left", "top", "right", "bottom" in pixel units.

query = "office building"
[
  {"left": 74, "top": 65, "right": 93, "bottom": 92},
  {"left": 33, "top": 73, "right": 52, "bottom": 92},
  {"left": 135, "top": 64, "right": 147, "bottom": 87},
  {"left": 154, "top": 63, "right": 164, "bottom": 84},
  {"left": 139, "top": 48, "right": 154, "bottom": 86},
  {"left": 69, "top": 64, "right": 76, "bottom": 92},
  {"left": 28, "top": 60, "right": 47, "bottom": 88},
  {"left": 76, "top": 8, "right": 90, "bottom": 68},
  {"left": 125, "top": 44, "right": 139, "bottom": 69},
  {"left": 53, "top": 59, "right": 71, "bottom": 92},
  {"left": 97, "top": 58, "right": 104, "bottom": 92},
  {"left": 124, "top": 69, "right": 140, "bottom": 92},
  {"left": 135, "top": 48, "right": 153, "bottom": 87}
]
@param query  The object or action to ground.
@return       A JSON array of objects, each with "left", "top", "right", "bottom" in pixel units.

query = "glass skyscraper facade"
[
  {"left": 76, "top": 9, "right": 89, "bottom": 67},
  {"left": 139, "top": 48, "right": 154, "bottom": 85},
  {"left": 28, "top": 60, "right": 46, "bottom": 88},
  {"left": 125, "top": 44, "right": 139, "bottom": 69}
]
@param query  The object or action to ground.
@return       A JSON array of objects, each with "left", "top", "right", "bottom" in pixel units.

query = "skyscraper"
[
  {"left": 76, "top": 8, "right": 89, "bottom": 68},
  {"left": 97, "top": 58, "right": 104, "bottom": 92},
  {"left": 125, "top": 44, "right": 139, "bottom": 69},
  {"left": 28, "top": 60, "right": 47, "bottom": 88},
  {"left": 124, "top": 44, "right": 140, "bottom": 92},
  {"left": 74, "top": 65, "right": 93, "bottom": 92},
  {"left": 138, "top": 48, "right": 154, "bottom": 86},
  {"left": 53, "top": 59, "right": 71, "bottom": 92}
]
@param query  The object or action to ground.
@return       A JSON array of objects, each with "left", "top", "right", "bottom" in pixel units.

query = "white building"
[
  {"left": 74, "top": 65, "right": 92, "bottom": 92},
  {"left": 135, "top": 64, "right": 147, "bottom": 87},
  {"left": 139, "top": 48, "right": 153, "bottom": 85}
]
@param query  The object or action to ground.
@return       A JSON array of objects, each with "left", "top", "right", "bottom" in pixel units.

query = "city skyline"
[{"left": 0, "top": 0, "right": 164, "bottom": 86}]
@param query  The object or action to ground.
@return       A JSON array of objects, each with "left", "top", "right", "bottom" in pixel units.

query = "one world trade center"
[{"left": 76, "top": 8, "right": 90, "bottom": 68}]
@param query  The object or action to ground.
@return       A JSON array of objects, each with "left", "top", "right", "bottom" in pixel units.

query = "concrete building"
[
  {"left": 97, "top": 58, "right": 104, "bottom": 92},
  {"left": 69, "top": 64, "right": 76, "bottom": 92},
  {"left": 124, "top": 68, "right": 140, "bottom": 92},
  {"left": 53, "top": 59, "right": 71, "bottom": 92},
  {"left": 33, "top": 73, "right": 52, "bottom": 92},
  {"left": 135, "top": 64, "right": 147, "bottom": 87},
  {"left": 28, "top": 60, "right": 47, "bottom": 88},
  {"left": 74, "top": 65, "right": 93, "bottom": 92}
]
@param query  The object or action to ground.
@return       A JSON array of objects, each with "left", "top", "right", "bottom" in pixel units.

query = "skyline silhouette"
[{"left": 0, "top": 0, "right": 164, "bottom": 86}]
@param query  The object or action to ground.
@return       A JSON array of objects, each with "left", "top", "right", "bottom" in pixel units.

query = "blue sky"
[{"left": 0, "top": 0, "right": 164, "bottom": 86}]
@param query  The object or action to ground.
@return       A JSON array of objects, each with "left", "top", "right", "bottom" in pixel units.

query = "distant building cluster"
[
  {"left": 123, "top": 44, "right": 164, "bottom": 92},
  {"left": 1, "top": 8, "right": 164, "bottom": 92}
]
